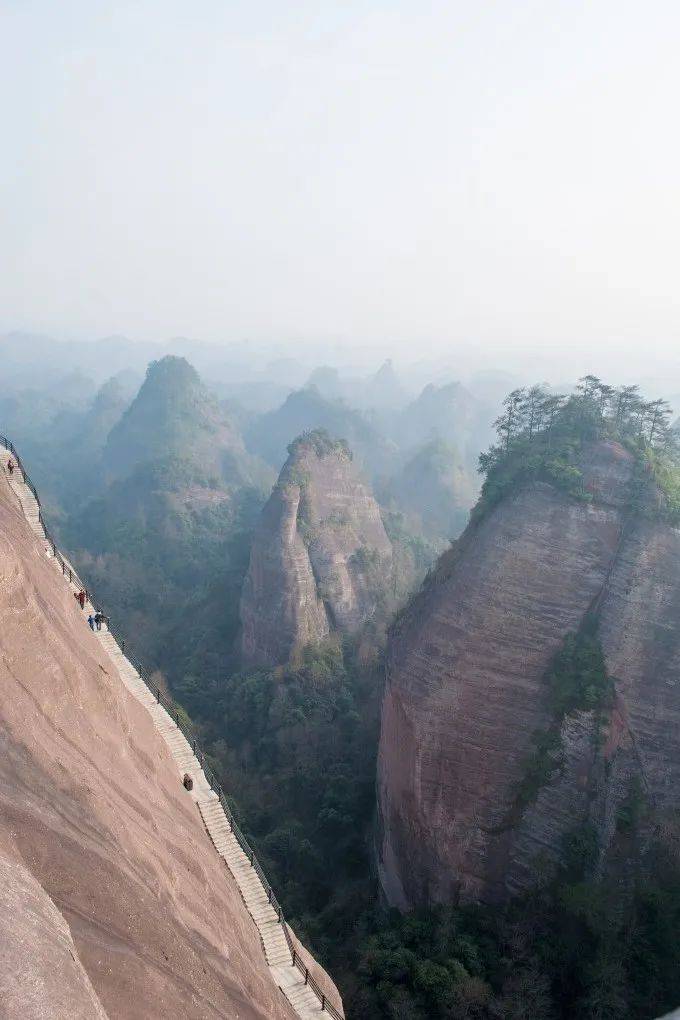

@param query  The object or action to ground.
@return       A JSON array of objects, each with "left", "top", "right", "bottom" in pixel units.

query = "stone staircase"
[{"left": 1, "top": 450, "right": 341, "bottom": 1020}]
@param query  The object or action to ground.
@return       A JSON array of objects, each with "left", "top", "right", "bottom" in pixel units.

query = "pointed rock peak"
[
  {"left": 373, "top": 358, "right": 396, "bottom": 380},
  {"left": 103, "top": 356, "right": 244, "bottom": 482},
  {"left": 140, "top": 355, "right": 204, "bottom": 399},
  {"left": 92, "top": 374, "right": 129, "bottom": 410},
  {"left": 241, "top": 430, "right": 392, "bottom": 669}
]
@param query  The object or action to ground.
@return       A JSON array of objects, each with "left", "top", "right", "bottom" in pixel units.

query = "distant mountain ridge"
[{"left": 244, "top": 384, "right": 397, "bottom": 476}]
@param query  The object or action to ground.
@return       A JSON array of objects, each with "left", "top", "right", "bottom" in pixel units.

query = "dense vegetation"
[
  {"left": 335, "top": 838, "right": 680, "bottom": 1019},
  {"left": 64, "top": 456, "right": 265, "bottom": 675},
  {"left": 10, "top": 361, "right": 680, "bottom": 1018},
  {"left": 476, "top": 376, "right": 680, "bottom": 520},
  {"left": 174, "top": 592, "right": 680, "bottom": 1020},
  {"left": 512, "top": 618, "right": 612, "bottom": 812},
  {"left": 176, "top": 640, "right": 381, "bottom": 924}
]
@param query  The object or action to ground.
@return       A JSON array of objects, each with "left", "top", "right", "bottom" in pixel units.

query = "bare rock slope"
[
  {"left": 241, "top": 430, "right": 393, "bottom": 668},
  {"left": 377, "top": 440, "right": 680, "bottom": 906},
  {"left": 0, "top": 462, "right": 337, "bottom": 1019}
]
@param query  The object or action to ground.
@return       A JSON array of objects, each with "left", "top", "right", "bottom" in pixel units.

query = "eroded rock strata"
[
  {"left": 377, "top": 440, "right": 680, "bottom": 907},
  {"left": 241, "top": 430, "right": 393, "bottom": 668},
  {"left": 0, "top": 466, "right": 336, "bottom": 1019}
]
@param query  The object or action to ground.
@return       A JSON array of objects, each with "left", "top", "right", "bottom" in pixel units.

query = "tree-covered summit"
[
  {"left": 286, "top": 427, "right": 352, "bottom": 461},
  {"left": 476, "top": 376, "right": 680, "bottom": 519}
]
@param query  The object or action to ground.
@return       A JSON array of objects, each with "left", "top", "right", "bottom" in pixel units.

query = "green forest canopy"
[{"left": 476, "top": 376, "right": 680, "bottom": 519}]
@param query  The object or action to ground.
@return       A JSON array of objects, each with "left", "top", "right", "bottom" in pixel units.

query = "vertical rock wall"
[
  {"left": 377, "top": 441, "right": 680, "bottom": 906},
  {"left": 241, "top": 432, "right": 392, "bottom": 669}
]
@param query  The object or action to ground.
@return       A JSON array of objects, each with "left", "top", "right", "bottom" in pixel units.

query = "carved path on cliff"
[{"left": 0, "top": 440, "right": 343, "bottom": 1020}]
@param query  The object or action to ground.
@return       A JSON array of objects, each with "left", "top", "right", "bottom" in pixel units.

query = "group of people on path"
[
  {"left": 7, "top": 452, "right": 113, "bottom": 637},
  {"left": 7, "top": 456, "right": 112, "bottom": 636},
  {"left": 73, "top": 589, "right": 108, "bottom": 631},
  {"left": 88, "top": 612, "right": 108, "bottom": 631}
]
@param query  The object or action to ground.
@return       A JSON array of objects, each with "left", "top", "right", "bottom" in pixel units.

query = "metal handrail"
[
  {"left": 285, "top": 925, "right": 344, "bottom": 1019},
  {"left": 0, "top": 433, "right": 342, "bottom": 1018}
]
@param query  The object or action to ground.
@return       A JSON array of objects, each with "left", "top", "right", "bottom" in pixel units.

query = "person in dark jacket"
[{"left": 87, "top": 614, "right": 95, "bottom": 631}]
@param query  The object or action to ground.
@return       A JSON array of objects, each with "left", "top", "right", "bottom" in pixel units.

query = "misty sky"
[{"left": 1, "top": 1, "right": 679, "bottom": 379}]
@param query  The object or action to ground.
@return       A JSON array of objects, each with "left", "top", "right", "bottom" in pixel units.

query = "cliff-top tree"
[{"left": 477, "top": 377, "right": 679, "bottom": 519}]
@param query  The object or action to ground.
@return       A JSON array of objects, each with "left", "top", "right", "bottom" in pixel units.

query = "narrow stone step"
[
  {"left": 267, "top": 955, "right": 293, "bottom": 968},
  {"left": 263, "top": 940, "right": 290, "bottom": 956}
]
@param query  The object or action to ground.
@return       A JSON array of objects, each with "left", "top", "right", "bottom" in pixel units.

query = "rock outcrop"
[
  {"left": 377, "top": 440, "right": 680, "bottom": 907},
  {"left": 0, "top": 462, "right": 335, "bottom": 1019},
  {"left": 241, "top": 430, "right": 393, "bottom": 668}
]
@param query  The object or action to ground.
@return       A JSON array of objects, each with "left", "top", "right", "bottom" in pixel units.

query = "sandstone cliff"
[
  {"left": 0, "top": 464, "right": 335, "bottom": 1019},
  {"left": 241, "top": 430, "right": 393, "bottom": 668},
  {"left": 377, "top": 440, "right": 680, "bottom": 907}
]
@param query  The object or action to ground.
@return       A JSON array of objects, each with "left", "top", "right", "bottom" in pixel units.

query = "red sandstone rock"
[
  {"left": 241, "top": 431, "right": 392, "bottom": 668},
  {"left": 377, "top": 440, "right": 680, "bottom": 906},
  {"left": 0, "top": 468, "right": 336, "bottom": 1018}
]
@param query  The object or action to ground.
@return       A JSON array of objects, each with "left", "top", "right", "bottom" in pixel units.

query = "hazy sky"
[{"left": 2, "top": 1, "right": 679, "bottom": 378}]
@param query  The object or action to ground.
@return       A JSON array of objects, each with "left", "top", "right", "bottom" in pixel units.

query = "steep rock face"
[
  {"left": 0, "top": 469, "right": 332, "bottom": 1019},
  {"left": 241, "top": 431, "right": 393, "bottom": 668},
  {"left": 377, "top": 440, "right": 680, "bottom": 906}
]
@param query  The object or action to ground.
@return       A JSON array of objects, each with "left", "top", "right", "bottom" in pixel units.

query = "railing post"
[
  {"left": 68, "top": 568, "right": 72, "bottom": 582},
  {"left": 321, "top": 994, "right": 326, "bottom": 1011},
  {"left": 292, "top": 949, "right": 296, "bottom": 967},
  {"left": 305, "top": 967, "right": 308, "bottom": 985},
  {"left": 277, "top": 906, "right": 281, "bottom": 922}
]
